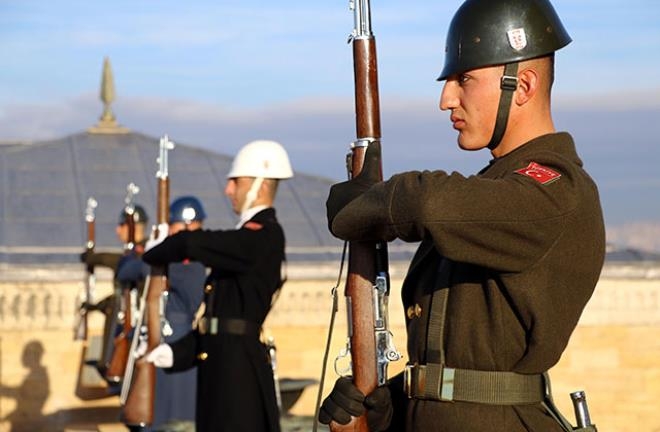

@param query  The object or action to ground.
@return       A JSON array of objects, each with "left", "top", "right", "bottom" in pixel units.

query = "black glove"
[
  {"left": 318, "top": 377, "right": 393, "bottom": 432},
  {"left": 365, "top": 385, "right": 393, "bottom": 432},
  {"left": 326, "top": 141, "right": 382, "bottom": 233},
  {"left": 318, "top": 377, "right": 366, "bottom": 425},
  {"left": 79, "top": 250, "right": 92, "bottom": 264}
]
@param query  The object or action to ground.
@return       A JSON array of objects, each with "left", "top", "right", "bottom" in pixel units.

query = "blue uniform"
[{"left": 152, "top": 261, "right": 206, "bottom": 429}]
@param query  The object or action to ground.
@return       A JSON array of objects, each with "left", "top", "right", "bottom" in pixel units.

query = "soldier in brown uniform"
[{"left": 319, "top": 0, "right": 605, "bottom": 431}]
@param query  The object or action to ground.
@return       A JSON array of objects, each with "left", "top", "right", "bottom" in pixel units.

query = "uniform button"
[
  {"left": 406, "top": 304, "right": 422, "bottom": 319},
  {"left": 204, "top": 284, "right": 213, "bottom": 293},
  {"left": 197, "top": 352, "right": 209, "bottom": 361}
]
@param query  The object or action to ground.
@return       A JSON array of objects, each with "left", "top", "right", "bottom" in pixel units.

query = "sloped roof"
[
  {"left": 0, "top": 130, "right": 344, "bottom": 263},
  {"left": 1, "top": 131, "right": 652, "bottom": 267}
]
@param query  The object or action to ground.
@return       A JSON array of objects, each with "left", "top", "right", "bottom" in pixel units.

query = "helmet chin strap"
[
  {"left": 240, "top": 177, "right": 264, "bottom": 214},
  {"left": 488, "top": 62, "right": 519, "bottom": 151}
]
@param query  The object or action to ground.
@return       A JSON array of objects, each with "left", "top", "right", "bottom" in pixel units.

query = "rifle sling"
[{"left": 403, "top": 271, "right": 544, "bottom": 405}]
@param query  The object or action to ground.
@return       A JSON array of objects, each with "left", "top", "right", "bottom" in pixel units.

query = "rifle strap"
[{"left": 312, "top": 241, "right": 348, "bottom": 432}]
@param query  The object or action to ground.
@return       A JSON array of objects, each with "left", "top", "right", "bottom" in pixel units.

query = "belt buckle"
[
  {"left": 404, "top": 364, "right": 413, "bottom": 398},
  {"left": 404, "top": 363, "right": 426, "bottom": 398},
  {"left": 198, "top": 317, "right": 208, "bottom": 335},
  {"left": 404, "top": 363, "right": 455, "bottom": 401}
]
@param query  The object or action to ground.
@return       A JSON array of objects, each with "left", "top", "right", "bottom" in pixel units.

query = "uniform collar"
[{"left": 235, "top": 205, "right": 269, "bottom": 229}]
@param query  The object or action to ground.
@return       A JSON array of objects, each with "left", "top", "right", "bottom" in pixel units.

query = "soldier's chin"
[{"left": 457, "top": 135, "right": 486, "bottom": 152}]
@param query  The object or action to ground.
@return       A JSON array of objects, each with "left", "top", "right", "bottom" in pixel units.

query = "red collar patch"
[
  {"left": 515, "top": 162, "right": 561, "bottom": 185},
  {"left": 243, "top": 221, "right": 263, "bottom": 231}
]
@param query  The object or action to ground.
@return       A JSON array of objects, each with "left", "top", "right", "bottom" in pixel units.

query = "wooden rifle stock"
[
  {"left": 121, "top": 136, "right": 174, "bottom": 427},
  {"left": 105, "top": 288, "right": 132, "bottom": 382},
  {"left": 121, "top": 270, "right": 166, "bottom": 426},
  {"left": 332, "top": 2, "right": 384, "bottom": 431},
  {"left": 106, "top": 185, "right": 140, "bottom": 382}
]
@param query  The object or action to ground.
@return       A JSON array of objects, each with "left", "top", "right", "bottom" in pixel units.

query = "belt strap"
[
  {"left": 217, "top": 318, "right": 261, "bottom": 337},
  {"left": 404, "top": 363, "right": 544, "bottom": 404}
]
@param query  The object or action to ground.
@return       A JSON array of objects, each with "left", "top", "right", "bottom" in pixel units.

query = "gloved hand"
[
  {"left": 318, "top": 377, "right": 365, "bottom": 425},
  {"left": 144, "top": 343, "right": 174, "bottom": 368},
  {"left": 79, "top": 250, "right": 93, "bottom": 264},
  {"left": 318, "top": 377, "right": 393, "bottom": 431},
  {"left": 326, "top": 141, "right": 382, "bottom": 233},
  {"left": 364, "top": 385, "right": 393, "bottom": 431},
  {"left": 145, "top": 223, "right": 169, "bottom": 252},
  {"left": 133, "top": 325, "right": 149, "bottom": 357}
]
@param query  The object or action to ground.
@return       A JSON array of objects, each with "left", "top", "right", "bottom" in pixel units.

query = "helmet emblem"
[
  {"left": 507, "top": 28, "right": 527, "bottom": 51},
  {"left": 181, "top": 207, "right": 196, "bottom": 222}
]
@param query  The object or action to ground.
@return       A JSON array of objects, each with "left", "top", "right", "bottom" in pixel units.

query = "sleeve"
[
  {"left": 166, "top": 331, "right": 198, "bottom": 372},
  {"left": 142, "top": 231, "right": 190, "bottom": 265},
  {"left": 331, "top": 166, "right": 579, "bottom": 272},
  {"left": 85, "top": 252, "right": 122, "bottom": 272},
  {"left": 143, "top": 227, "right": 264, "bottom": 272}
]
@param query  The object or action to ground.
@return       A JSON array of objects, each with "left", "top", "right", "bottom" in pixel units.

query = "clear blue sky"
[
  {"left": 1, "top": 1, "right": 659, "bottom": 106},
  {"left": 1, "top": 0, "right": 660, "bottom": 247}
]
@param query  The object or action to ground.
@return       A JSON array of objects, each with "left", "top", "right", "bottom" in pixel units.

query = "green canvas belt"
[
  {"left": 403, "top": 363, "right": 545, "bottom": 404},
  {"left": 409, "top": 266, "right": 544, "bottom": 405}
]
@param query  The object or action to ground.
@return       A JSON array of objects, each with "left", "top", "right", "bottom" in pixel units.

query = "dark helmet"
[
  {"left": 118, "top": 204, "right": 149, "bottom": 225},
  {"left": 169, "top": 196, "right": 206, "bottom": 224},
  {"left": 437, "top": 0, "right": 571, "bottom": 80}
]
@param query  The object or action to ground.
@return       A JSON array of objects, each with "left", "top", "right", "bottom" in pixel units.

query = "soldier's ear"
[{"left": 514, "top": 67, "right": 540, "bottom": 106}]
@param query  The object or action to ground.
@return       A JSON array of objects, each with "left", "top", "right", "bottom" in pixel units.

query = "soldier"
[
  {"left": 151, "top": 196, "right": 207, "bottom": 431},
  {"left": 142, "top": 140, "right": 293, "bottom": 432},
  {"left": 81, "top": 204, "right": 149, "bottom": 385},
  {"left": 320, "top": 1, "right": 605, "bottom": 431}
]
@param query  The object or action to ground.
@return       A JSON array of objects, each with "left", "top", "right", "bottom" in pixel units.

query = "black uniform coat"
[
  {"left": 143, "top": 208, "right": 283, "bottom": 432},
  {"left": 329, "top": 133, "right": 605, "bottom": 432}
]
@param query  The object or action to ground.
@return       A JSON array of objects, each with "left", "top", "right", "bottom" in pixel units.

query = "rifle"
[
  {"left": 105, "top": 183, "right": 140, "bottom": 383},
  {"left": 121, "top": 135, "right": 174, "bottom": 427},
  {"left": 74, "top": 197, "right": 98, "bottom": 341},
  {"left": 331, "top": 1, "right": 400, "bottom": 431}
]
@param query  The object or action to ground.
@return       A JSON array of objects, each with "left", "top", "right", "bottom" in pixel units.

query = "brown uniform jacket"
[{"left": 331, "top": 133, "right": 605, "bottom": 431}]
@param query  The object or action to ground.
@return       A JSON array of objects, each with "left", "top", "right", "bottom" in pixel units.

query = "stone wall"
[{"left": 0, "top": 264, "right": 658, "bottom": 431}]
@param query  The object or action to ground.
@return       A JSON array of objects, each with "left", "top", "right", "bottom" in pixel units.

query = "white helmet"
[{"left": 227, "top": 140, "right": 294, "bottom": 179}]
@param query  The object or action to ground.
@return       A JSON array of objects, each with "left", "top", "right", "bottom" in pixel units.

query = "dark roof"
[
  {"left": 0, "top": 130, "right": 345, "bottom": 263},
  {"left": 1, "top": 130, "right": 652, "bottom": 266}
]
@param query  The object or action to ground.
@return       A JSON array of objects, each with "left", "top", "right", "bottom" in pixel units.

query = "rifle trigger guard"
[{"left": 334, "top": 340, "right": 353, "bottom": 378}]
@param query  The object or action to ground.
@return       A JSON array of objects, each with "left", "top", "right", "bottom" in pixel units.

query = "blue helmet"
[{"left": 169, "top": 196, "right": 206, "bottom": 224}]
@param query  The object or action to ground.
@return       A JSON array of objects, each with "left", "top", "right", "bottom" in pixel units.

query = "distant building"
[{"left": 0, "top": 58, "right": 356, "bottom": 266}]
